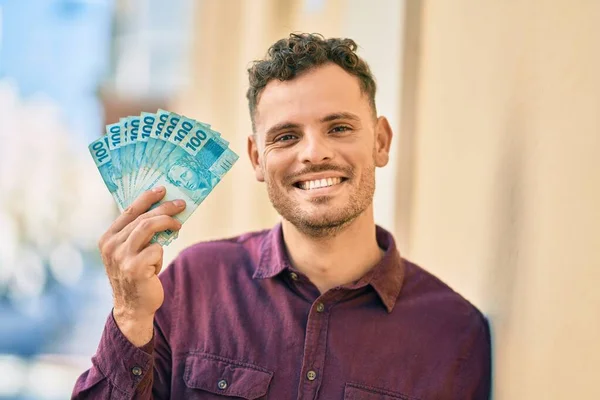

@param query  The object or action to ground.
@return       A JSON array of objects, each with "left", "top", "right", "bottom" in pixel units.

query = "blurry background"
[{"left": 0, "top": 0, "right": 598, "bottom": 399}]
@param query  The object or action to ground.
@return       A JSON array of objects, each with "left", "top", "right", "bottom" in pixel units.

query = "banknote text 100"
[
  {"left": 156, "top": 113, "right": 168, "bottom": 133},
  {"left": 164, "top": 117, "right": 180, "bottom": 139},
  {"left": 130, "top": 119, "right": 140, "bottom": 139},
  {"left": 109, "top": 125, "right": 121, "bottom": 146},
  {"left": 92, "top": 141, "right": 109, "bottom": 163},
  {"left": 174, "top": 121, "right": 194, "bottom": 143},
  {"left": 185, "top": 129, "right": 208, "bottom": 152},
  {"left": 141, "top": 117, "right": 154, "bottom": 138}
]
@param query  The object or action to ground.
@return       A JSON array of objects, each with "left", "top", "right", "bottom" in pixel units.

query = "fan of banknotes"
[{"left": 88, "top": 109, "right": 239, "bottom": 246}]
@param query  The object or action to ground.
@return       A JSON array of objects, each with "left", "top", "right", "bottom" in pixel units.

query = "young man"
[{"left": 73, "top": 33, "right": 491, "bottom": 399}]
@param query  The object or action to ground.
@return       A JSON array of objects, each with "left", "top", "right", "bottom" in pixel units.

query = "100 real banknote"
[{"left": 88, "top": 110, "right": 239, "bottom": 245}]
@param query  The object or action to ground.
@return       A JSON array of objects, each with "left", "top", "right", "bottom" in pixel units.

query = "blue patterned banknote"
[{"left": 88, "top": 110, "right": 239, "bottom": 245}]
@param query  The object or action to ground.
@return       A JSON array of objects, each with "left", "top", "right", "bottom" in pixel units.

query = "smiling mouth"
[{"left": 293, "top": 177, "right": 347, "bottom": 190}]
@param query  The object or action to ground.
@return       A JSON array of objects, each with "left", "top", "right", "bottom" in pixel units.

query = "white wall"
[
  {"left": 341, "top": 0, "right": 405, "bottom": 233},
  {"left": 408, "top": 1, "right": 600, "bottom": 398}
]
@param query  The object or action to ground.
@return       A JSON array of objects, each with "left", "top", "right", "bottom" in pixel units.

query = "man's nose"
[{"left": 298, "top": 132, "right": 334, "bottom": 164}]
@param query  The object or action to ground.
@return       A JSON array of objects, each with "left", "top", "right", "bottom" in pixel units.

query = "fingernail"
[
  {"left": 173, "top": 199, "right": 186, "bottom": 207},
  {"left": 152, "top": 186, "right": 164, "bottom": 193}
]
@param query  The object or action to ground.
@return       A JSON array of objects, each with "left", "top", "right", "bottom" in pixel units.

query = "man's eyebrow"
[
  {"left": 265, "top": 122, "right": 302, "bottom": 138},
  {"left": 320, "top": 112, "right": 361, "bottom": 123}
]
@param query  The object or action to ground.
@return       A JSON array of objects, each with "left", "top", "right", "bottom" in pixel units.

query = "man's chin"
[
  {"left": 295, "top": 220, "right": 353, "bottom": 237},
  {"left": 282, "top": 192, "right": 352, "bottom": 221},
  {"left": 285, "top": 210, "right": 360, "bottom": 237}
]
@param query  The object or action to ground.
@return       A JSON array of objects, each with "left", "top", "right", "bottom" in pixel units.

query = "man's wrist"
[{"left": 112, "top": 308, "right": 155, "bottom": 347}]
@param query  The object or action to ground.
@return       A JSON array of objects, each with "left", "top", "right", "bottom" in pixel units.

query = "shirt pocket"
[
  {"left": 183, "top": 352, "right": 273, "bottom": 399},
  {"left": 344, "top": 382, "right": 416, "bottom": 400}
]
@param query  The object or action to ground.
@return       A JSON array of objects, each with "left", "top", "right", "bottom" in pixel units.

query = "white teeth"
[{"left": 297, "top": 177, "right": 343, "bottom": 190}]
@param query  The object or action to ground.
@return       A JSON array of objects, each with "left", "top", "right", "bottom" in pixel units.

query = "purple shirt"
[{"left": 73, "top": 224, "right": 491, "bottom": 399}]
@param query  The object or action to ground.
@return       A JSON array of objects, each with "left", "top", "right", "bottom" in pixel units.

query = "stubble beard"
[{"left": 266, "top": 163, "right": 376, "bottom": 238}]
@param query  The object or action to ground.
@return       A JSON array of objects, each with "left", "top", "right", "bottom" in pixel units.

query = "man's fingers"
[
  {"left": 127, "top": 243, "right": 164, "bottom": 280},
  {"left": 126, "top": 215, "right": 182, "bottom": 252},
  {"left": 142, "top": 198, "right": 186, "bottom": 219},
  {"left": 108, "top": 187, "right": 167, "bottom": 234},
  {"left": 146, "top": 243, "right": 165, "bottom": 276},
  {"left": 116, "top": 199, "right": 186, "bottom": 241}
]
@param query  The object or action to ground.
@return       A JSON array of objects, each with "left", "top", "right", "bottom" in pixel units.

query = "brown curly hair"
[{"left": 246, "top": 33, "right": 377, "bottom": 131}]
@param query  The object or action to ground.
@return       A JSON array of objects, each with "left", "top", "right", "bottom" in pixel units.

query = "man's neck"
[{"left": 281, "top": 207, "right": 383, "bottom": 294}]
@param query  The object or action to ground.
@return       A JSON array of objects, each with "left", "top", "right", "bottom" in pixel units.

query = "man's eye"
[
  {"left": 276, "top": 134, "right": 297, "bottom": 142},
  {"left": 330, "top": 125, "right": 351, "bottom": 133}
]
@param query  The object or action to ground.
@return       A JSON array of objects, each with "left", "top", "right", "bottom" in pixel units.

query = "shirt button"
[
  {"left": 131, "top": 366, "right": 143, "bottom": 376},
  {"left": 218, "top": 379, "right": 228, "bottom": 390},
  {"left": 290, "top": 272, "right": 299, "bottom": 281},
  {"left": 316, "top": 302, "right": 325, "bottom": 313},
  {"left": 306, "top": 370, "right": 317, "bottom": 381}
]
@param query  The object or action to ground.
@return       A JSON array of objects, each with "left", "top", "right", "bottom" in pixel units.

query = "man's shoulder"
[{"left": 401, "top": 259, "right": 488, "bottom": 329}]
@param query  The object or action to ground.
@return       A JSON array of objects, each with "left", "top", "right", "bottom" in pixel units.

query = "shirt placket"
[{"left": 296, "top": 290, "right": 345, "bottom": 400}]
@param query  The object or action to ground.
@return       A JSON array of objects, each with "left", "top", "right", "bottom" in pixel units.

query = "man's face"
[
  {"left": 168, "top": 164, "right": 202, "bottom": 191},
  {"left": 249, "top": 63, "right": 392, "bottom": 236}
]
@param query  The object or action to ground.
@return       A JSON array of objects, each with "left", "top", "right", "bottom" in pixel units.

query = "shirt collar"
[{"left": 254, "top": 223, "right": 406, "bottom": 313}]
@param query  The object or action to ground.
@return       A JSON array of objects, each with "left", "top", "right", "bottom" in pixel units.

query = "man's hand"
[{"left": 98, "top": 186, "right": 185, "bottom": 346}]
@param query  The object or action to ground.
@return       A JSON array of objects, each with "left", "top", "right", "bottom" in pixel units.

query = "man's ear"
[
  {"left": 247, "top": 134, "right": 265, "bottom": 182},
  {"left": 374, "top": 116, "right": 393, "bottom": 167}
]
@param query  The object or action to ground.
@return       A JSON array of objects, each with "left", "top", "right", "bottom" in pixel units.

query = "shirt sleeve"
[
  {"left": 70, "top": 310, "right": 171, "bottom": 399},
  {"left": 459, "top": 314, "right": 492, "bottom": 400}
]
